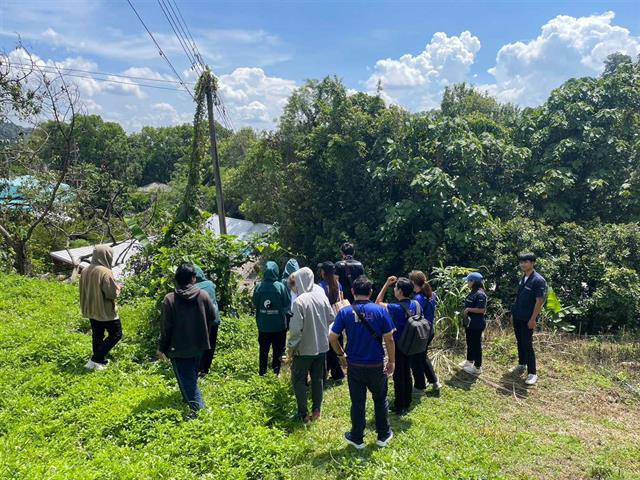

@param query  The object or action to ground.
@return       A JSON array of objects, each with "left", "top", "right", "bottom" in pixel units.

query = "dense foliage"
[
  {"left": 2, "top": 53, "right": 639, "bottom": 332},
  {"left": 222, "top": 54, "right": 640, "bottom": 333}
]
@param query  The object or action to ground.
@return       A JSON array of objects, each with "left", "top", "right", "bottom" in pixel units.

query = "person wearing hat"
[
  {"left": 459, "top": 272, "right": 487, "bottom": 375},
  {"left": 510, "top": 253, "right": 547, "bottom": 386}
]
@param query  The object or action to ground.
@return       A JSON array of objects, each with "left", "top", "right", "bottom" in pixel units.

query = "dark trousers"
[
  {"left": 392, "top": 350, "right": 413, "bottom": 411},
  {"left": 258, "top": 330, "right": 287, "bottom": 375},
  {"left": 291, "top": 353, "right": 325, "bottom": 417},
  {"left": 465, "top": 326, "right": 484, "bottom": 368},
  {"left": 171, "top": 356, "right": 205, "bottom": 411},
  {"left": 513, "top": 319, "right": 536, "bottom": 374},
  {"left": 199, "top": 325, "right": 219, "bottom": 375},
  {"left": 90, "top": 319, "right": 122, "bottom": 364},
  {"left": 347, "top": 364, "right": 390, "bottom": 443},
  {"left": 411, "top": 332, "right": 438, "bottom": 389},
  {"left": 326, "top": 335, "right": 345, "bottom": 380}
]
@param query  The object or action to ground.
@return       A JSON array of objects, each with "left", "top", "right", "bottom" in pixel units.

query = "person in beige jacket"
[{"left": 79, "top": 245, "right": 122, "bottom": 370}]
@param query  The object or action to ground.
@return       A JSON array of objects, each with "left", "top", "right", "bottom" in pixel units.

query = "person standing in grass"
[
  {"left": 319, "top": 261, "right": 346, "bottom": 384},
  {"left": 79, "top": 244, "right": 123, "bottom": 371},
  {"left": 409, "top": 270, "right": 441, "bottom": 393},
  {"left": 193, "top": 266, "right": 221, "bottom": 377},
  {"left": 287, "top": 267, "right": 334, "bottom": 423},
  {"left": 510, "top": 253, "right": 547, "bottom": 386},
  {"left": 158, "top": 263, "right": 216, "bottom": 413},
  {"left": 253, "top": 261, "right": 290, "bottom": 376},
  {"left": 330, "top": 275, "right": 395, "bottom": 449},
  {"left": 459, "top": 272, "right": 488, "bottom": 376},
  {"left": 376, "top": 276, "right": 421, "bottom": 415}
]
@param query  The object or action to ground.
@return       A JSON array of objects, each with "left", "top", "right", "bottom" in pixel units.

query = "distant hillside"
[{"left": 0, "top": 120, "right": 31, "bottom": 141}]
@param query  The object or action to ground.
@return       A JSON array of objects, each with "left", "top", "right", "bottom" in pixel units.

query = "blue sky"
[{"left": 1, "top": 1, "right": 639, "bottom": 131}]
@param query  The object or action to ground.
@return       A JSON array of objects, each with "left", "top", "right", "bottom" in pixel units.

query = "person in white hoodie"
[{"left": 287, "top": 267, "right": 335, "bottom": 423}]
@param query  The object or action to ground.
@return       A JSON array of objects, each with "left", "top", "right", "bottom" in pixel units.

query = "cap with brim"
[{"left": 463, "top": 272, "right": 483, "bottom": 282}]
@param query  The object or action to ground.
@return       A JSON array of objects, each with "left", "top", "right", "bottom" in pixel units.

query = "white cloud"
[
  {"left": 217, "top": 67, "right": 297, "bottom": 129},
  {"left": 365, "top": 31, "right": 481, "bottom": 110},
  {"left": 486, "top": 11, "right": 640, "bottom": 105}
]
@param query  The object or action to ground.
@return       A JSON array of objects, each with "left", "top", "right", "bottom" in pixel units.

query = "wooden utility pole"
[{"left": 204, "top": 76, "right": 227, "bottom": 235}]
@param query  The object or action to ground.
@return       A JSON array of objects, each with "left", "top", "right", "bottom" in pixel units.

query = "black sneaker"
[
  {"left": 344, "top": 432, "right": 365, "bottom": 450},
  {"left": 376, "top": 431, "right": 394, "bottom": 447}
]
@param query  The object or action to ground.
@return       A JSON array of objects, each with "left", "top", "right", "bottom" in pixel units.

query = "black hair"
[
  {"left": 175, "top": 263, "right": 196, "bottom": 288},
  {"left": 395, "top": 277, "right": 414, "bottom": 297},
  {"left": 352, "top": 275, "right": 372, "bottom": 296},
  {"left": 320, "top": 261, "right": 339, "bottom": 304},
  {"left": 470, "top": 280, "right": 485, "bottom": 292},
  {"left": 518, "top": 252, "right": 537, "bottom": 262},
  {"left": 341, "top": 242, "right": 355, "bottom": 256}
]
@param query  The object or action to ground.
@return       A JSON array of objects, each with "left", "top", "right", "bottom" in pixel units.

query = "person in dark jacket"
[
  {"left": 459, "top": 272, "right": 488, "bottom": 376},
  {"left": 253, "top": 261, "right": 290, "bottom": 375},
  {"left": 158, "top": 263, "right": 216, "bottom": 413},
  {"left": 320, "top": 261, "right": 346, "bottom": 383},
  {"left": 335, "top": 242, "right": 364, "bottom": 304},
  {"left": 194, "top": 266, "right": 221, "bottom": 377},
  {"left": 510, "top": 252, "right": 547, "bottom": 386}
]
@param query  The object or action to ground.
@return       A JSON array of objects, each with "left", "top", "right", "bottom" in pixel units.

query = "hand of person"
[
  {"left": 463, "top": 308, "right": 469, "bottom": 315},
  {"left": 386, "top": 276, "right": 398, "bottom": 285},
  {"left": 527, "top": 319, "right": 537, "bottom": 330},
  {"left": 157, "top": 350, "right": 167, "bottom": 361},
  {"left": 384, "top": 361, "right": 395, "bottom": 376},
  {"left": 338, "top": 354, "right": 348, "bottom": 369}
]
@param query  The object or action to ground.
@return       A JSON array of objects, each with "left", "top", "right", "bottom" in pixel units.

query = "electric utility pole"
[{"left": 204, "top": 74, "right": 227, "bottom": 235}]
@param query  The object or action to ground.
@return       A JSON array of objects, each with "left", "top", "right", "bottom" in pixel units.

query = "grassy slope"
[{"left": 0, "top": 274, "right": 638, "bottom": 480}]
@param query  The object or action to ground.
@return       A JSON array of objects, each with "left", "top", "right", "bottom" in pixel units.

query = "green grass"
[{"left": 0, "top": 274, "right": 639, "bottom": 479}]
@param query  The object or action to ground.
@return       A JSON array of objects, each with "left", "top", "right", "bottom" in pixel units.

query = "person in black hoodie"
[
  {"left": 158, "top": 263, "right": 216, "bottom": 413},
  {"left": 335, "top": 242, "right": 364, "bottom": 304}
]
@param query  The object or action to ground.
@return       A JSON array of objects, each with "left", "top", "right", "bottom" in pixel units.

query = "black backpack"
[{"left": 397, "top": 301, "right": 431, "bottom": 355}]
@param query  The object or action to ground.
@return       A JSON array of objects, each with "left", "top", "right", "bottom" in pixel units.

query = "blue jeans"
[
  {"left": 347, "top": 364, "right": 390, "bottom": 443},
  {"left": 171, "top": 357, "right": 205, "bottom": 411}
]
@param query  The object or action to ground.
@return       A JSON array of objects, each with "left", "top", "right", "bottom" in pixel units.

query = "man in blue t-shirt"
[
  {"left": 510, "top": 252, "right": 547, "bottom": 386},
  {"left": 329, "top": 275, "right": 395, "bottom": 450}
]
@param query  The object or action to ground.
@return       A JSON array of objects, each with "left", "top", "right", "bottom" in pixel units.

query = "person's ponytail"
[{"left": 409, "top": 270, "right": 433, "bottom": 299}]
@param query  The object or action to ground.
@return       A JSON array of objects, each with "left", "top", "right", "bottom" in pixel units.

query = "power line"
[
  {"left": 163, "top": 0, "right": 234, "bottom": 131},
  {"left": 11, "top": 64, "right": 187, "bottom": 92},
  {"left": 157, "top": 0, "right": 202, "bottom": 76},
  {"left": 125, "top": 0, "right": 194, "bottom": 99},
  {"left": 9, "top": 61, "right": 195, "bottom": 86},
  {"left": 169, "top": 0, "right": 205, "bottom": 67}
]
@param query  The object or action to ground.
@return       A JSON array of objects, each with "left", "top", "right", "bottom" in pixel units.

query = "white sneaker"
[
  {"left": 85, "top": 360, "right": 107, "bottom": 371},
  {"left": 463, "top": 364, "right": 481, "bottom": 375},
  {"left": 376, "top": 431, "right": 393, "bottom": 448},
  {"left": 525, "top": 374, "right": 538, "bottom": 385},
  {"left": 412, "top": 387, "right": 425, "bottom": 396},
  {"left": 510, "top": 364, "right": 527, "bottom": 374},
  {"left": 459, "top": 359, "right": 473, "bottom": 368},
  {"left": 431, "top": 382, "right": 442, "bottom": 391}
]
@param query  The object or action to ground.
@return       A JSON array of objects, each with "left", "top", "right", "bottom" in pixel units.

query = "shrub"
[
  {"left": 122, "top": 226, "right": 250, "bottom": 312},
  {"left": 586, "top": 267, "right": 640, "bottom": 332}
]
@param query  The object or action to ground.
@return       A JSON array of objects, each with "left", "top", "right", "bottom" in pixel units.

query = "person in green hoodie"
[
  {"left": 194, "top": 266, "right": 221, "bottom": 377},
  {"left": 253, "top": 261, "right": 290, "bottom": 375}
]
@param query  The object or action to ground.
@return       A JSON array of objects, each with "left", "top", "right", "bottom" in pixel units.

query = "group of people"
[{"left": 78, "top": 242, "right": 547, "bottom": 448}]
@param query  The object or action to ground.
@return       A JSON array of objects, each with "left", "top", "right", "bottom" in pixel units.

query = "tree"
[{"left": 0, "top": 46, "right": 79, "bottom": 274}]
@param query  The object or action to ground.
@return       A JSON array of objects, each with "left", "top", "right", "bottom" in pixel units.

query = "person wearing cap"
[
  {"left": 510, "top": 253, "right": 547, "bottom": 386},
  {"left": 459, "top": 272, "right": 487, "bottom": 375}
]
